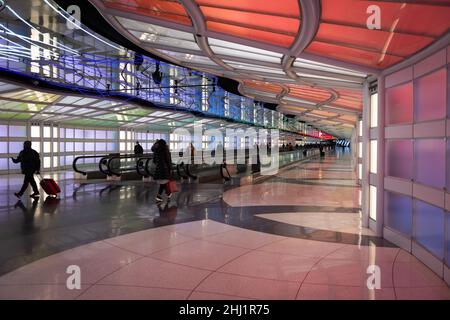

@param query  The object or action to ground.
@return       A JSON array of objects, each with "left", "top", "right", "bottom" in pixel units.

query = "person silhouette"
[{"left": 11, "top": 141, "right": 41, "bottom": 199}]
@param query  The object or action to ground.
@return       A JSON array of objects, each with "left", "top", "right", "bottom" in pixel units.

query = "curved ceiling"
[{"left": 89, "top": 0, "right": 450, "bottom": 138}]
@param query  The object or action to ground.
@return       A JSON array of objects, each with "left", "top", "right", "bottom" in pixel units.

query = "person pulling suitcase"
[{"left": 11, "top": 141, "right": 41, "bottom": 199}]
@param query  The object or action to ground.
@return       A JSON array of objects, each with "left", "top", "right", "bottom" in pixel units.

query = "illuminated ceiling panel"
[
  {"left": 209, "top": 38, "right": 282, "bottom": 63},
  {"left": 243, "top": 80, "right": 283, "bottom": 94},
  {"left": 332, "top": 89, "right": 363, "bottom": 110},
  {"left": 103, "top": 0, "right": 192, "bottom": 25},
  {"left": 225, "top": 61, "right": 285, "bottom": 75},
  {"left": 308, "top": 0, "right": 450, "bottom": 69},
  {"left": 293, "top": 58, "right": 367, "bottom": 77},
  {"left": 287, "top": 85, "right": 333, "bottom": 103},
  {"left": 197, "top": 0, "right": 300, "bottom": 47},
  {"left": 117, "top": 17, "right": 201, "bottom": 52},
  {"left": 155, "top": 50, "right": 215, "bottom": 65}
]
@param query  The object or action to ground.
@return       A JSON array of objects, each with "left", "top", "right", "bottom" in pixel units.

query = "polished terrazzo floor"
[{"left": 0, "top": 149, "right": 448, "bottom": 299}]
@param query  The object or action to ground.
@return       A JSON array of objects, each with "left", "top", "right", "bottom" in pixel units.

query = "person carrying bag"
[{"left": 151, "top": 139, "right": 177, "bottom": 202}]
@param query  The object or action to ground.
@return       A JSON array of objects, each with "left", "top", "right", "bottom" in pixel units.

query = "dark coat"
[
  {"left": 12, "top": 147, "right": 41, "bottom": 174},
  {"left": 134, "top": 144, "right": 144, "bottom": 155},
  {"left": 151, "top": 141, "right": 172, "bottom": 180}
]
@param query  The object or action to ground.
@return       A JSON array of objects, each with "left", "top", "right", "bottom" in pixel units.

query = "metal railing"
[{"left": 73, "top": 154, "right": 113, "bottom": 176}]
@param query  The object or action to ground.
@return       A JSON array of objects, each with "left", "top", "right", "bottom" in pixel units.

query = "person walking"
[
  {"left": 151, "top": 139, "right": 173, "bottom": 202},
  {"left": 11, "top": 141, "right": 41, "bottom": 199},
  {"left": 134, "top": 141, "right": 144, "bottom": 155}
]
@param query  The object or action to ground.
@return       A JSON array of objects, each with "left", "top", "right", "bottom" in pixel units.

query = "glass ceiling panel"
[
  {"left": 0, "top": 82, "right": 20, "bottom": 93},
  {"left": 2, "top": 90, "right": 60, "bottom": 103},
  {"left": 299, "top": 73, "right": 363, "bottom": 84},
  {"left": 0, "top": 100, "right": 44, "bottom": 111},
  {"left": 72, "top": 98, "right": 98, "bottom": 106},
  {"left": 209, "top": 38, "right": 282, "bottom": 64},
  {"left": 224, "top": 61, "right": 285, "bottom": 74},
  {"left": 309, "top": 110, "right": 338, "bottom": 117},
  {"left": 129, "top": 30, "right": 201, "bottom": 52},
  {"left": 117, "top": 17, "right": 194, "bottom": 41},
  {"left": 59, "top": 96, "right": 83, "bottom": 104},
  {"left": 293, "top": 58, "right": 367, "bottom": 77},
  {"left": 156, "top": 50, "right": 215, "bottom": 65},
  {"left": 103, "top": 0, "right": 192, "bottom": 26}
]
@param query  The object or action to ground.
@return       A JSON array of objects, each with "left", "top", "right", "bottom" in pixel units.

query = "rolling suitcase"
[{"left": 38, "top": 174, "right": 61, "bottom": 197}]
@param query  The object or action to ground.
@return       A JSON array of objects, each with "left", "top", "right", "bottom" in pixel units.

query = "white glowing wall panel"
[
  {"left": 370, "top": 93, "right": 378, "bottom": 128},
  {"left": 370, "top": 185, "right": 377, "bottom": 221},
  {"left": 370, "top": 140, "right": 377, "bottom": 174}
]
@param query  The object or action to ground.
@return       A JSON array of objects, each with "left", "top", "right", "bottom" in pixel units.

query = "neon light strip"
[
  {"left": 6, "top": 5, "right": 79, "bottom": 55},
  {"left": 0, "top": 24, "right": 49, "bottom": 52}
]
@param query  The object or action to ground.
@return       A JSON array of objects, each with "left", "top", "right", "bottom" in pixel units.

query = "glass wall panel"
[
  {"left": 75, "top": 129, "right": 84, "bottom": 138},
  {"left": 66, "top": 128, "right": 74, "bottom": 139},
  {"left": 43, "top": 126, "right": 51, "bottom": 138},
  {"left": 415, "top": 139, "right": 445, "bottom": 189},
  {"left": 415, "top": 200, "right": 445, "bottom": 259},
  {"left": 446, "top": 213, "right": 450, "bottom": 266},
  {"left": 9, "top": 125, "right": 27, "bottom": 137},
  {"left": 31, "top": 126, "right": 40, "bottom": 138},
  {"left": 43, "top": 142, "right": 51, "bottom": 153},
  {"left": 370, "top": 93, "right": 378, "bottom": 127},
  {"left": 85, "top": 130, "right": 95, "bottom": 139},
  {"left": 370, "top": 185, "right": 377, "bottom": 221},
  {"left": 370, "top": 140, "right": 377, "bottom": 174},
  {"left": 0, "top": 142, "right": 7, "bottom": 153},
  {"left": 384, "top": 191, "right": 412, "bottom": 236},
  {"left": 0, "top": 125, "right": 7, "bottom": 137},
  {"left": 0, "top": 158, "right": 8, "bottom": 170},
  {"left": 415, "top": 68, "right": 446, "bottom": 122},
  {"left": 9, "top": 142, "right": 23, "bottom": 154},
  {"left": 386, "top": 139, "right": 413, "bottom": 179},
  {"left": 385, "top": 82, "right": 413, "bottom": 125}
]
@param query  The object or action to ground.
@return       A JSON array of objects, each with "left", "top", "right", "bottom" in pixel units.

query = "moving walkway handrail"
[
  {"left": 73, "top": 154, "right": 112, "bottom": 176},
  {"left": 136, "top": 155, "right": 155, "bottom": 177},
  {"left": 99, "top": 156, "right": 113, "bottom": 176},
  {"left": 107, "top": 153, "right": 152, "bottom": 177}
]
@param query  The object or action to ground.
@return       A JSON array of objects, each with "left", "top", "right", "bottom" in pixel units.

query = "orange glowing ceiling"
[
  {"left": 287, "top": 84, "right": 333, "bottom": 103},
  {"left": 243, "top": 80, "right": 284, "bottom": 95},
  {"left": 103, "top": 0, "right": 192, "bottom": 25},
  {"left": 197, "top": 0, "right": 301, "bottom": 47},
  {"left": 94, "top": 0, "right": 450, "bottom": 138},
  {"left": 309, "top": 0, "right": 450, "bottom": 69}
]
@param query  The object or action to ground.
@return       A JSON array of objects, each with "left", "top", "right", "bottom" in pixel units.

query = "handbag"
[{"left": 166, "top": 179, "right": 178, "bottom": 194}]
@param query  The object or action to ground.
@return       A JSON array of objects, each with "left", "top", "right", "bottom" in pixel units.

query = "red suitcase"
[
  {"left": 38, "top": 175, "right": 61, "bottom": 197},
  {"left": 165, "top": 180, "right": 178, "bottom": 194}
]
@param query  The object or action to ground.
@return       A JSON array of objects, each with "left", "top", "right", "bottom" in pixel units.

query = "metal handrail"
[
  {"left": 99, "top": 156, "right": 113, "bottom": 176},
  {"left": 136, "top": 155, "right": 154, "bottom": 177},
  {"left": 73, "top": 154, "right": 112, "bottom": 176},
  {"left": 106, "top": 153, "right": 153, "bottom": 177}
]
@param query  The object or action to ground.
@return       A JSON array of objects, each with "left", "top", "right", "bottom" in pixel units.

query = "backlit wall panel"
[
  {"left": 0, "top": 122, "right": 170, "bottom": 173},
  {"left": 415, "top": 139, "right": 446, "bottom": 189},
  {"left": 384, "top": 191, "right": 412, "bottom": 236},
  {"left": 382, "top": 46, "right": 450, "bottom": 284},
  {"left": 414, "top": 69, "right": 447, "bottom": 122},
  {"left": 385, "top": 82, "right": 413, "bottom": 125},
  {"left": 386, "top": 139, "right": 413, "bottom": 179},
  {"left": 415, "top": 200, "right": 445, "bottom": 259}
]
